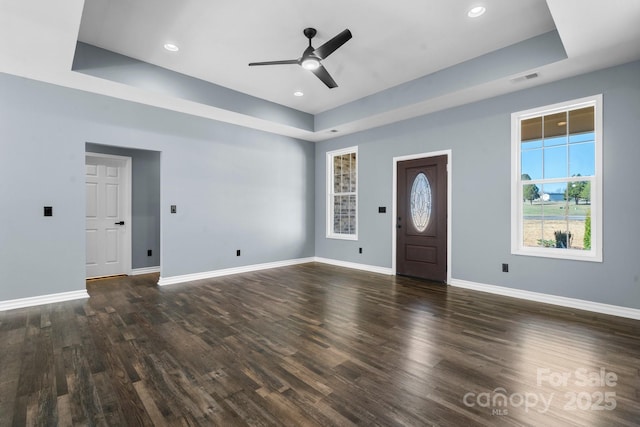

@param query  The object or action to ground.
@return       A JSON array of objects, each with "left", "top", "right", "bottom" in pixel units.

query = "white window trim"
[
  {"left": 510, "top": 94, "right": 603, "bottom": 262},
  {"left": 326, "top": 146, "right": 358, "bottom": 240}
]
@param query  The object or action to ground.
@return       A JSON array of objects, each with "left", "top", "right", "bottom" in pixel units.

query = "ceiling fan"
[{"left": 248, "top": 28, "right": 352, "bottom": 89}]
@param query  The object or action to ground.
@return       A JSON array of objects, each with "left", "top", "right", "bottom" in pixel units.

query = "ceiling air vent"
[{"left": 511, "top": 72, "right": 539, "bottom": 83}]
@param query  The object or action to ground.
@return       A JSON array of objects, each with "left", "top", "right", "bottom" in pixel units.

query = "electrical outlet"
[
  {"left": 236, "top": 250, "right": 241, "bottom": 256},
  {"left": 502, "top": 263, "right": 509, "bottom": 273},
  {"left": 44, "top": 206, "right": 53, "bottom": 217},
  {"left": 147, "top": 250, "right": 152, "bottom": 257},
  {"left": 170, "top": 205, "right": 177, "bottom": 214},
  {"left": 359, "top": 247, "right": 363, "bottom": 254}
]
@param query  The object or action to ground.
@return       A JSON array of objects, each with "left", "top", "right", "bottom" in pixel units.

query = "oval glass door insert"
[{"left": 410, "top": 172, "right": 432, "bottom": 232}]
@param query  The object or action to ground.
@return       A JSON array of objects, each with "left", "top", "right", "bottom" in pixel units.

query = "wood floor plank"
[
  {"left": 29, "top": 326, "right": 57, "bottom": 425},
  {"left": 55, "top": 394, "right": 73, "bottom": 427},
  {"left": 223, "top": 390, "right": 282, "bottom": 427},
  {"left": 0, "top": 327, "right": 25, "bottom": 424},
  {"left": 62, "top": 345, "right": 105, "bottom": 426},
  {"left": 0, "top": 264, "right": 638, "bottom": 426},
  {"left": 132, "top": 380, "right": 169, "bottom": 427}
]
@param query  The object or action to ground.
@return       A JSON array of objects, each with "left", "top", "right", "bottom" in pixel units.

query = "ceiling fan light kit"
[
  {"left": 301, "top": 57, "right": 320, "bottom": 70},
  {"left": 249, "top": 27, "right": 352, "bottom": 89}
]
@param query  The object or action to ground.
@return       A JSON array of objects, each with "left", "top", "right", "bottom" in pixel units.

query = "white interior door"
[{"left": 86, "top": 153, "right": 131, "bottom": 278}]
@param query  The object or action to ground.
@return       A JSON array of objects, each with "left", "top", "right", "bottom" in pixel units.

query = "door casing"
[{"left": 392, "top": 150, "right": 452, "bottom": 283}]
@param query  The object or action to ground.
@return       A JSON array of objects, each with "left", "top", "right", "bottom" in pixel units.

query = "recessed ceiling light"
[
  {"left": 467, "top": 6, "right": 486, "bottom": 18},
  {"left": 294, "top": 91, "right": 304, "bottom": 97},
  {"left": 164, "top": 43, "right": 179, "bottom": 52}
]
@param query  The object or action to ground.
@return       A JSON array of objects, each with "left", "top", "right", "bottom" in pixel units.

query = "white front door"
[{"left": 85, "top": 153, "right": 131, "bottom": 278}]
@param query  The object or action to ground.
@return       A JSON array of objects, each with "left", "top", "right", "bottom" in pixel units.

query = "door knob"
[{"left": 114, "top": 221, "right": 125, "bottom": 225}]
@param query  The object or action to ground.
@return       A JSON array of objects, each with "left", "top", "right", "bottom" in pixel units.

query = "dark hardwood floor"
[{"left": 1, "top": 263, "right": 638, "bottom": 426}]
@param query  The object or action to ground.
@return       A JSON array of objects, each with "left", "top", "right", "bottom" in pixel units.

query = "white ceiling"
[
  {"left": 77, "top": 0, "right": 557, "bottom": 114},
  {"left": 1, "top": 0, "right": 640, "bottom": 141}
]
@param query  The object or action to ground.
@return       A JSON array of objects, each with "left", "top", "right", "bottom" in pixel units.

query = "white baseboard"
[
  {"left": 450, "top": 278, "right": 640, "bottom": 320},
  {"left": 131, "top": 266, "right": 160, "bottom": 276},
  {"left": 158, "top": 257, "right": 315, "bottom": 286},
  {"left": 314, "top": 257, "right": 393, "bottom": 275},
  {"left": 0, "top": 290, "right": 90, "bottom": 312},
  {"left": 157, "top": 257, "right": 393, "bottom": 287}
]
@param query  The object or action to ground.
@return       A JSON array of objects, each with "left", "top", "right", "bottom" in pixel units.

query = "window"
[
  {"left": 511, "top": 95, "right": 602, "bottom": 261},
  {"left": 327, "top": 147, "right": 358, "bottom": 240}
]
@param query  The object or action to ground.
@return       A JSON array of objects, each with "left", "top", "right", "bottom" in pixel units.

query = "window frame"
[
  {"left": 510, "top": 94, "right": 603, "bottom": 262},
  {"left": 326, "top": 146, "right": 358, "bottom": 240}
]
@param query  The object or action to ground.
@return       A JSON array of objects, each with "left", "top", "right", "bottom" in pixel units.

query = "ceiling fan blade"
[
  {"left": 248, "top": 59, "right": 299, "bottom": 66},
  {"left": 311, "top": 64, "right": 338, "bottom": 88},
  {"left": 313, "top": 29, "right": 352, "bottom": 59}
]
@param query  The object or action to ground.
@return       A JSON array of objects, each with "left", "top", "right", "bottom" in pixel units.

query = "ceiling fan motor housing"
[{"left": 303, "top": 28, "right": 317, "bottom": 39}]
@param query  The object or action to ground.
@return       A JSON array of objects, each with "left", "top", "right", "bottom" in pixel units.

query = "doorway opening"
[{"left": 85, "top": 144, "right": 161, "bottom": 282}]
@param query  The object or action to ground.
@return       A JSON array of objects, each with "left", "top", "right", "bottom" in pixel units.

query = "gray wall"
[
  {"left": 315, "top": 60, "right": 640, "bottom": 310},
  {"left": 85, "top": 143, "right": 161, "bottom": 269},
  {"left": 2, "top": 59, "right": 639, "bottom": 310},
  {"left": 0, "top": 73, "right": 315, "bottom": 301}
]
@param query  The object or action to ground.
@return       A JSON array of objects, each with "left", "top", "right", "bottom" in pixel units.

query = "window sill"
[
  {"left": 326, "top": 234, "right": 358, "bottom": 241},
  {"left": 512, "top": 247, "right": 602, "bottom": 263}
]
